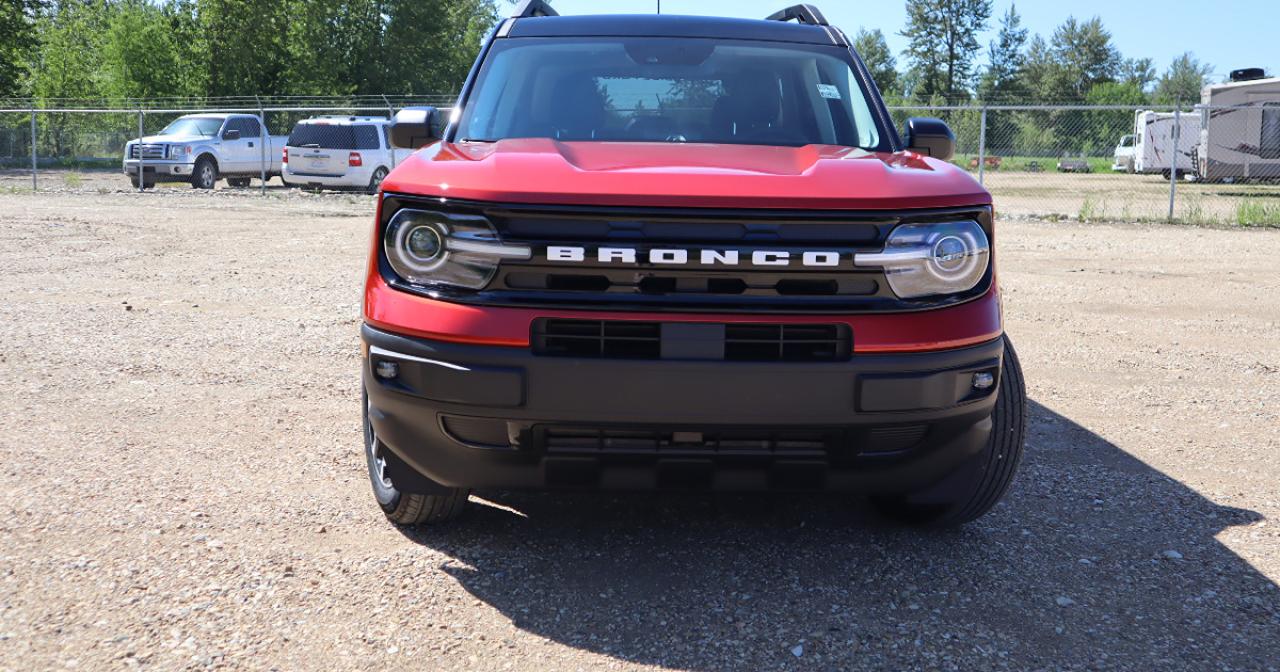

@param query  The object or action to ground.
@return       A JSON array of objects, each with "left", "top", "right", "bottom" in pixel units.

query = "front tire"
[
  {"left": 363, "top": 390, "right": 469, "bottom": 525},
  {"left": 191, "top": 157, "right": 218, "bottom": 189},
  {"left": 872, "top": 336, "right": 1027, "bottom": 527}
]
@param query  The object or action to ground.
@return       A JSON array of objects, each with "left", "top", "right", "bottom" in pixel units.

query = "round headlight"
[
  {"left": 854, "top": 221, "right": 990, "bottom": 299},
  {"left": 382, "top": 209, "right": 531, "bottom": 291},
  {"left": 405, "top": 224, "right": 445, "bottom": 266}
]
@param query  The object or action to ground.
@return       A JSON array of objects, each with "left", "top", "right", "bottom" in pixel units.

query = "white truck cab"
[{"left": 1112, "top": 134, "right": 1136, "bottom": 173}]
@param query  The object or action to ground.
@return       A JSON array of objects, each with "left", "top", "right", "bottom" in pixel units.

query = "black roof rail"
[
  {"left": 765, "top": 4, "right": 829, "bottom": 26},
  {"left": 513, "top": 0, "right": 558, "bottom": 18}
]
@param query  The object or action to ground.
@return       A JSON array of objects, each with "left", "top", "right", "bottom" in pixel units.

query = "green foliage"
[
  {"left": 1154, "top": 52, "right": 1213, "bottom": 106},
  {"left": 852, "top": 28, "right": 897, "bottom": 96},
  {"left": 16, "top": 0, "right": 498, "bottom": 102},
  {"left": 100, "top": 0, "right": 198, "bottom": 99},
  {"left": 1235, "top": 200, "right": 1280, "bottom": 227},
  {"left": 0, "top": 0, "right": 39, "bottom": 97},
  {"left": 977, "top": 3, "right": 1027, "bottom": 103},
  {"left": 901, "top": 0, "right": 992, "bottom": 101}
]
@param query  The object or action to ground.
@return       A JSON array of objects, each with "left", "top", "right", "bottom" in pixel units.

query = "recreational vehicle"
[
  {"left": 1197, "top": 69, "right": 1280, "bottom": 181},
  {"left": 1133, "top": 110, "right": 1200, "bottom": 177}
]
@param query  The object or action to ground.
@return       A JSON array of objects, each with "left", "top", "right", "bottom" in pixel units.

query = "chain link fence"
[{"left": 1, "top": 100, "right": 1277, "bottom": 225}]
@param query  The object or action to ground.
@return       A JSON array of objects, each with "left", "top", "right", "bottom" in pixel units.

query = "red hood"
[{"left": 380, "top": 139, "right": 990, "bottom": 210}]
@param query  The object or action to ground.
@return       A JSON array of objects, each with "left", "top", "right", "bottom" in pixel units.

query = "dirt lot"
[
  {"left": 0, "top": 186, "right": 1278, "bottom": 671},
  {"left": 6, "top": 164, "right": 1280, "bottom": 225}
]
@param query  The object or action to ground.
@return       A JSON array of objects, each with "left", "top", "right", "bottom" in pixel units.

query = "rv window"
[{"left": 1261, "top": 105, "right": 1280, "bottom": 160}]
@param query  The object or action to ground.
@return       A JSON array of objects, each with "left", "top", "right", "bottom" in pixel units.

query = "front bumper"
[
  {"left": 122, "top": 160, "right": 193, "bottom": 180},
  {"left": 363, "top": 324, "right": 1004, "bottom": 493}
]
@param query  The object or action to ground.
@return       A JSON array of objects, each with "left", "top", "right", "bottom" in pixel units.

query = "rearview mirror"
[
  {"left": 389, "top": 107, "right": 442, "bottom": 149},
  {"left": 903, "top": 117, "right": 955, "bottom": 161},
  {"left": 222, "top": 129, "right": 241, "bottom": 141}
]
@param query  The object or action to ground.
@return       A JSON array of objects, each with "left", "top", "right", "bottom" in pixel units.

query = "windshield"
[
  {"left": 455, "top": 37, "right": 884, "bottom": 149},
  {"left": 161, "top": 117, "right": 223, "bottom": 137}
]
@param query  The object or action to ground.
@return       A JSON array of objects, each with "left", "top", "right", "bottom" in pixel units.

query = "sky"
[{"left": 540, "top": 0, "right": 1274, "bottom": 81}]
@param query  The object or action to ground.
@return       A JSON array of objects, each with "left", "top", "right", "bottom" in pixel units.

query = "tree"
[
  {"left": 978, "top": 3, "right": 1027, "bottom": 102},
  {"left": 901, "top": 0, "right": 992, "bottom": 101},
  {"left": 1084, "top": 81, "right": 1148, "bottom": 152},
  {"left": 197, "top": 0, "right": 288, "bottom": 96},
  {"left": 1154, "top": 52, "right": 1212, "bottom": 105},
  {"left": 1121, "top": 57, "right": 1156, "bottom": 91},
  {"left": 0, "top": 0, "right": 40, "bottom": 97},
  {"left": 1049, "top": 16, "right": 1121, "bottom": 99},
  {"left": 100, "top": 0, "right": 195, "bottom": 100},
  {"left": 852, "top": 28, "right": 897, "bottom": 96},
  {"left": 379, "top": 0, "right": 498, "bottom": 95}
]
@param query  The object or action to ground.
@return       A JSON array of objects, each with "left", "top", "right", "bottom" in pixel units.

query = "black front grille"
[
  {"left": 532, "top": 319, "right": 851, "bottom": 362},
  {"left": 539, "top": 426, "right": 835, "bottom": 458}
]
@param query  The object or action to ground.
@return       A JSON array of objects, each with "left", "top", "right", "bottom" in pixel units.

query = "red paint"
[
  {"left": 379, "top": 140, "right": 991, "bottom": 211},
  {"left": 366, "top": 140, "right": 1001, "bottom": 354}
]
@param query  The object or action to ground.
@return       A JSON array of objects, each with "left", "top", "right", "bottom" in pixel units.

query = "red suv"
[{"left": 361, "top": 2, "right": 1026, "bottom": 527}]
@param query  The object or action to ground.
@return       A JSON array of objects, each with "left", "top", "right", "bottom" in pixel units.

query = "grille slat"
[
  {"left": 129, "top": 144, "right": 167, "bottom": 159},
  {"left": 541, "top": 427, "right": 834, "bottom": 458},
  {"left": 533, "top": 319, "right": 850, "bottom": 362}
]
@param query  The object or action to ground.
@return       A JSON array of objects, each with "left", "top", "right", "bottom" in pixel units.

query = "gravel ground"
[{"left": 0, "top": 187, "right": 1277, "bottom": 671}]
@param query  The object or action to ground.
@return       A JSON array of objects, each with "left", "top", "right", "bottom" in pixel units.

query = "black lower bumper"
[{"left": 363, "top": 324, "right": 1004, "bottom": 493}]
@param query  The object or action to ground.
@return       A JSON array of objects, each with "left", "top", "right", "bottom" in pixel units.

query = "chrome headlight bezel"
[
  {"left": 382, "top": 207, "right": 530, "bottom": 292},
  {"left": 854, "top": 221, "right": 991, "bottom": 299}
]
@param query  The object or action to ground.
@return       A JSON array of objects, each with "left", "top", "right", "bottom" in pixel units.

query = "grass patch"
[
  {"left": 1235, "top": 199, "right": 1280, "bottom": 227},
  {"left": 953, "top": 154, "right": 1112, "bottom": 174},
  {"left": 61, "top": 172, "right": 83, "bottom": 188},
  {"left": 1078, "top": 196, "right": 1102, "bottom": 222}
]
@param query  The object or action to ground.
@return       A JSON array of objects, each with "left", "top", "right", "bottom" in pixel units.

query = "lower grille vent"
[
  {"left": 540, "top": 426, "right": 834, "bottom": 458},
  {"left": 532, "top": 319, "right": 851, "bottom": 362}
]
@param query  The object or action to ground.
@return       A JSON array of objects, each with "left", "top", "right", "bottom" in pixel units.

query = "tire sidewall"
[
  {"left": 193, "top": 158, "right": 217, "bottom": 189},
  {"left": 362, "top": 389, "right": 402, "bottom": 513},
  {"left": 369, "top": 167, "right": 388, "bottom": 194}
]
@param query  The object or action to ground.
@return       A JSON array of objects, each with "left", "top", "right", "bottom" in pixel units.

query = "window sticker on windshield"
[{"left": 817, "top": 84, "right": 842, "bottom": 100}]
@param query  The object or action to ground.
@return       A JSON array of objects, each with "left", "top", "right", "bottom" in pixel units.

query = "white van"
[{"left": 282, "top": 116, "right": 410, "bottom": 192}]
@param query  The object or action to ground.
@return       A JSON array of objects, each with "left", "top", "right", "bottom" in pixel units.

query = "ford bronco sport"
[{"left": 361, "top": 2, "right": 1026, "bottom": 527}]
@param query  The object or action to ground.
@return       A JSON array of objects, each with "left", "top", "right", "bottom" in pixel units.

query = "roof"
[
  {"left": 298, "top": 116, "right": 389, "bottom": 124},
  {"left": 1203, "top": 75, "right": 1280, "bottom": 93},
  {"left": 503, "top": 14, "right": 847, "bottom": 46}
]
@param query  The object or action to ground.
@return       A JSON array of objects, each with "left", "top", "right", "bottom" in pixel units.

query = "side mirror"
[
  {"left": 222, "top": 129, "right": 241, "bottom": 141},
  {"left": 903, "top": 117, "right": 955, "bottom": 161},
  {"left": 389, "top": 107, "right": 442, "bottom": 149}
]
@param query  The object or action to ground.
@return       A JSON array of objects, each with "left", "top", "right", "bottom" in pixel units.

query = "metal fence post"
[
  {"left": 382, "top": 94, "right": 396, "bottom": 168},
  {"left": 30, "top": 106, "right": 37, "bottom": 191},
  {"left": 977, "top": 106, "right": 988, "bottom": 186},
  {"left": 257, "top": 96, "right": 267, "bottom": 195},
  {"left": 137, "top": 109, "right": 145, "bottom": 192},
  {"left": 1168, "top": 108, "right": 1180, "bottom": 221}
]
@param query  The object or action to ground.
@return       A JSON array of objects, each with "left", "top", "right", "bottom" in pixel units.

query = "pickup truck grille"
[
  {"left": 379, "top": 196, "right": 993, "bottom": 313},
  {"left": 128, "top": 144, "right": 167, "bottom": 160}
]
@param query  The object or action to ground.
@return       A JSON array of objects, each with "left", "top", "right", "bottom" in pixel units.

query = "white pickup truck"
[{"left": 122, "top": 113, "right": 286, "bottom": 189}]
